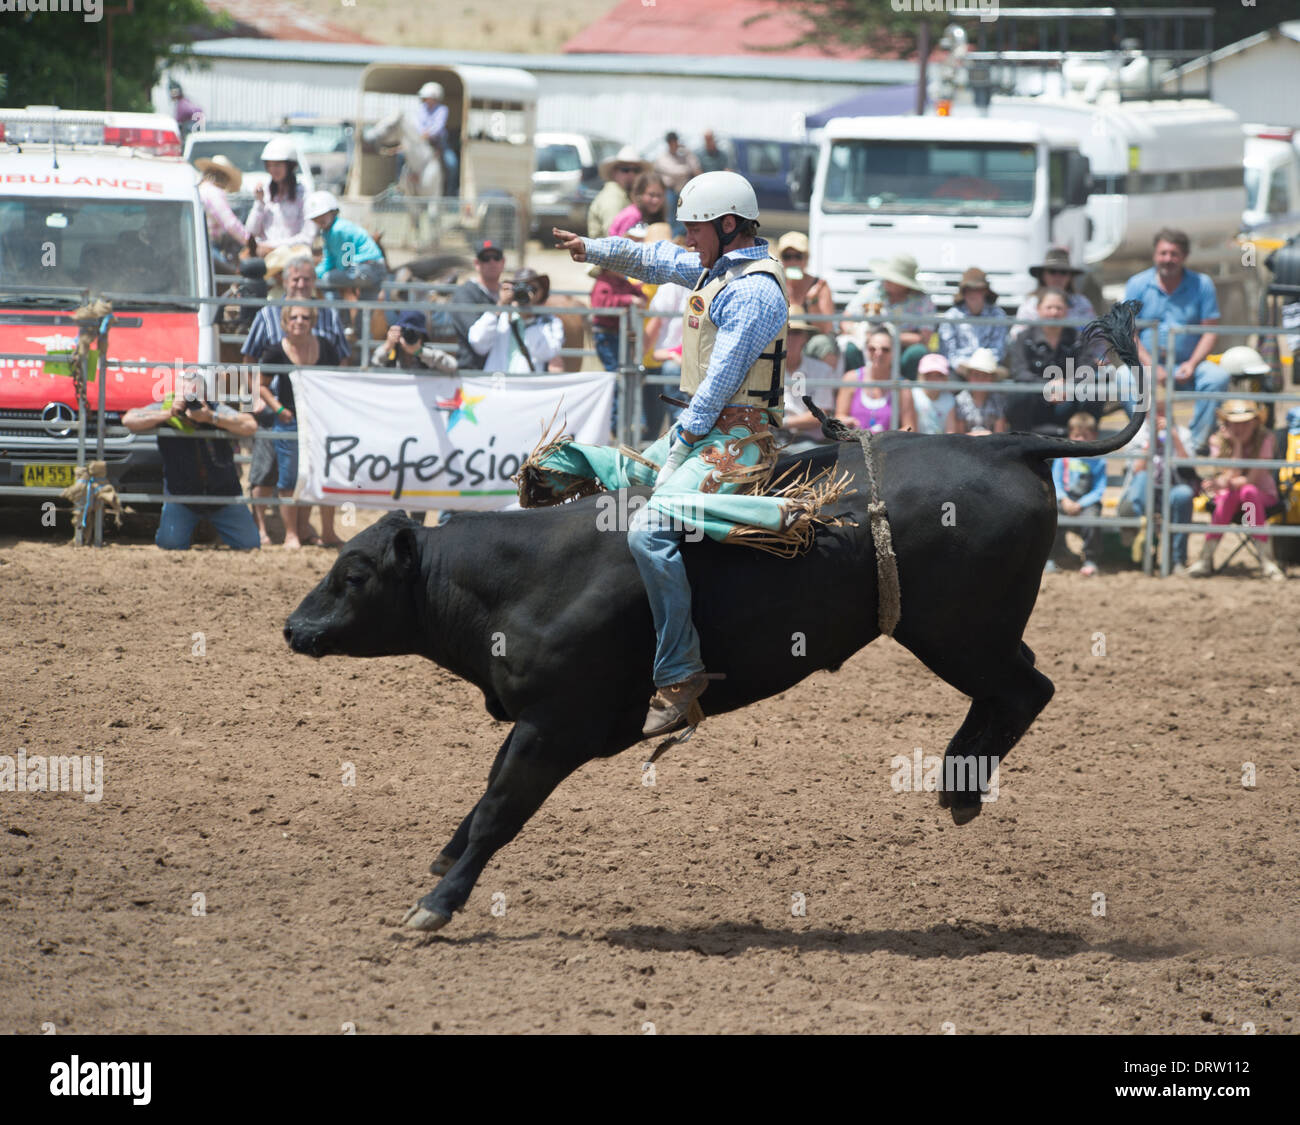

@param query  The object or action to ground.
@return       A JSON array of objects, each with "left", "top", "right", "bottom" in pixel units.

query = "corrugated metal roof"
[
  {"left": 562, "top": 0, "right": 904, "bottom": 60},
  {"left": 199, "top": 0, "right": 376, "bottom": 45},
  {"left": 185, "top": 37, "right": 914, "bottom": 84}
]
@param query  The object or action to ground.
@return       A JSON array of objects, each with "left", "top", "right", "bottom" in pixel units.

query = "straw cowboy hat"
[
  {"left": 957, "top": 347, "right": 1008, "bottom": 380},
  {"left": 598, "top": 145, "right": 649, "bottom": 180},
  {"left": 263, "top": 243, "right": 314, "bottom": 279},
  {"left": 1217, "top": 399, "right": 1265, "bottom": 424},
  {"left": 194, "top": 155, "right": 242, "bottom": 192},
  {"left": 777, "top": 230, "right": 810, "bottom": 257},
  {"left": 870, "top": 253, "right": 925, "bottom": 292},
  {"left": 956, "top": 266, "right": 997, "bottom": 303},
  {"left": 1029, "top": 247, "right": 1085, "bottom": 281}
]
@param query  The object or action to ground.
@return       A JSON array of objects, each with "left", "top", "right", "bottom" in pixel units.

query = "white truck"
[{"left": 805, "top": 11, "right": 1256, "bottom": 322}]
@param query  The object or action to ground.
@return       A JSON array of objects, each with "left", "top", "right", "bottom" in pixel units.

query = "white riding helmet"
[
  {"left": 304, "top": 190, "right": 341, "bottom": 219},
  {"left": 418, "top": 81, "right": 445, "bottom": 100},
  {"left": 1218, "top": 345, "right": 1270, "bottom": 376},
  {"left": 259, "top": 136, "right": 298, "bottom": 164},
  {"left": 676, "top": 171, "right": 760, "bottom": 223}
]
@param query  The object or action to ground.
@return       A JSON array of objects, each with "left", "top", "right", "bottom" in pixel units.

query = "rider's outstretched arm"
[{"left": 582, "top": 236, "right": 704, "bottom": 289}]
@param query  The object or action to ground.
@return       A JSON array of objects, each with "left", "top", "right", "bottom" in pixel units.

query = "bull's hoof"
[
  {"left": 949, "top": 802, "right": 982, "bottom": 827},
  {"left": 403, "top": 904, "right": 452, "bottom": 932},
  {"left": 429, "top": 852, "right": 456, "bottom": 876}
]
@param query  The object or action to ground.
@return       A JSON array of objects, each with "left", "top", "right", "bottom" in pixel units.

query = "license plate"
[{"left": 22, "top": 463, "right": 75, "bottom": 488}]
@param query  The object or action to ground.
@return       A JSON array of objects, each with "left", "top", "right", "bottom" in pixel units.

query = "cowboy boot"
[
  {"left": 642, "top": 672, "right": 709, "bottom": 739},
  {"left": 1258, "top": 538, "right": 1287, "bottom": 582},
  {"left": 1183, "top": 537, "right": 1216, "bottom": 578}
]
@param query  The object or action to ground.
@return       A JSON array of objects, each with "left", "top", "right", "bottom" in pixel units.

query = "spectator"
[
  {"left": 1004, "top": 287, "right": 1095, "bottom": 433},
  {"left": 469, "top": 269, "right": 563, "bottom": 373},
  {"left": 777, "top": 231, "right": 835, "bottom": 376},
  {"left": 590, "top": 224, "right": 648, "bottom": 373},
  {"left": 653, "top": 131, "right": 702, "bottom": 229},
  {"left": 122, "top": 376, "right": 259, "bottom": 551},
  {"left": 841, "top": 254, "right": 935, "bottom": 368},
  {"left": 372, "top": 309, "right": 459, "bottom": 372},
  {"left": 641, "top": 223, "right": 689, "bottom": 438},
  {"left": 835, "top": 329, "right": 896, "bottom": 433},
  {"left": 1117, "top": 394, "right": 1198, "bottom": 572},
  {"left": 246, "top": 137, "right": 316, "bottom": 255},
  {"left": 241, "top": 253, "right": 351, "bottom": 546},
  {"left": 259, "top": 305, "right": 343, "bottom": 549},
  {"left": 1012, "top": 247, "right": 1094, "bottom": 339},
  {"left": 939, "top": 268, "right": 1009, "bottom": 370},
  {"left": 898, "top": 352, "right": 955, "bottom": 435},
  {"left": 168, "top": 81, "right": 203, "bottom": 136},
  {"left": 306, "top": 191, "right": 386, "bottom": 299},
  {"left": 1046, "top": 412, "right": 1108, "bottom": 576},
  {"left": 653, "top": 130, "right": 702, "bottom": 194},
  {"left": 587, "top": 146, "right": 648, "bottom": 240},
  {"left": 415, "top": 81, "right": 458, "bottom": 195},
  {"left": 947, "top": 348, "right": 1009, "bottom": 435},
  {"left": 195, "top": 156, "right": 249, "bottom": 262},
  {"left": 611, "top": 171, "right": 668, "bottom": 236},
  {"left": 1124, "top": 228, "right": 1230, "bottom": 452},
  {"left": 1187, "top": 400, "right": 1286, "bottom": 580},
  {"left": 698, "top": 131, "right": 731, "bottom": 173},
  {"left": 448, "top": 240, "right": 505, "bottom": 370}
]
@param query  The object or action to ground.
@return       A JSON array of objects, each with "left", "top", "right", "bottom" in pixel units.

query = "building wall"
[{"left": 1168, "top": 38, "right": 1300, "bottom": 129}]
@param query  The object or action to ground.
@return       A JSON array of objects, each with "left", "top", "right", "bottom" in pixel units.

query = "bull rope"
[{"left": 856, "top": 430, "right": 901, "bottom": 637}]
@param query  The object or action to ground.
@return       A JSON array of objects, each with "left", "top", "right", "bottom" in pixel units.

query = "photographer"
[
  {"left": 468, "top": 269, "right": 564, "bottom": 374},
  {"left": 372, "top": 309, "right": 459, "bottom": 373},
  {"left": 122, "top": 377, "right": 260, "bottom": 551}
]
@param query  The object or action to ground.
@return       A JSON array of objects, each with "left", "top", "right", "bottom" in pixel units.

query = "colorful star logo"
[{"left": 436, "top": 386, "right": 486, "bottom": 431}]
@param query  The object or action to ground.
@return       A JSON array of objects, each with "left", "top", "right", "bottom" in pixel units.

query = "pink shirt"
[{"left": 198, "top": 180, "right": 249, "bottom": 244}]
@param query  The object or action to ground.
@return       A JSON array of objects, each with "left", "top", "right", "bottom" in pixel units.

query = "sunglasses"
[
  {"left": 615, "top": 165, "right": 642, "bottom": 174},
  {"left": 781, "top": 252, "right": 805, "bottom": 262},
  {"left": 867, "top": 345, "right": 892, "bottom": 355},
  {"left": 1042, "top": 268, "right": 1070, "bottom": 276},
  {"left": 287, "top": 314, "right": 312, "bottom": 323}
]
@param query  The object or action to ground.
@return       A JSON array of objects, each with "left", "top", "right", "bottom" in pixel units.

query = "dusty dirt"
[{"left": 1, "top": 505, "right": 1297, "bottom": 1035}]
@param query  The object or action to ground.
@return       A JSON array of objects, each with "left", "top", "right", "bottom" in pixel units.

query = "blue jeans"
[
  {"left": 272, "top": 419, "right": 299, "bottom": 491},
  {"left": 320, "top": 258, "right": 386, "bottom": 299},
  {"left": 1125, "top": 470, "right": 1194, "bottom": 566},
  {"left": 157, "top": 498, "right": 260, "bottom": 550},
  {"left": 1123, "top": 360, "right": 1229, "bottom": 449},
  {"left": 593, "top": 328, "right": 621, "bottom": 372},
  {"left": 627, "top": 505, "right": 704, "bottom": 687}
]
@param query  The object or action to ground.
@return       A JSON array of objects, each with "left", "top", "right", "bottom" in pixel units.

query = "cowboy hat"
[
  {"left": 1217, "top": 399, "right": 1264, "bottom": 423},
  {"left": 956, "top": 267, "right": 997, "bottom": 303},
  {"left": 194, "top": 155, "right": 242, "bottom": 192},
  {"left": 263, "top": 243, "right": 314, "bottom": 279},
  {"left": 1029, "top": 247, "right": 1085, "bottom": 281},
  {"left": 777, "top": 231, "right": 810, "bottom": 257},
  {"left": 869, "top": 253, "right": 925, "bottom": 293},
  {"left": 957, "top": 348, "right": 1008, "bottom": 380},
  {"left": 598, "top": 145, "right": 649, "bottom": 180}
]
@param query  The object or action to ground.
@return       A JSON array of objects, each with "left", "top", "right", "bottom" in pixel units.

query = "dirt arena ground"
[{"left": 1, "top": 506, "right": 1296, "bottom": 1035}]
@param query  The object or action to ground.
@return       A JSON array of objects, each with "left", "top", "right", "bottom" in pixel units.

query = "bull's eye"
[{"left": 346, "top": 573, "right": 367, "bottom": 589}]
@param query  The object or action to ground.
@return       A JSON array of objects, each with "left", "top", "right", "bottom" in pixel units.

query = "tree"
[
  {"left": 764, "top": 0, "right": 1285, "bottom": 58},
  {"left": 0, "top": 0, "right": 224, "bottom": 112}
]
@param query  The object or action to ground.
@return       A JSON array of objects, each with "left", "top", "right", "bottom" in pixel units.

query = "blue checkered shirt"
[{"left": 583, "top": 235, "right": 787, "bottom": 437}]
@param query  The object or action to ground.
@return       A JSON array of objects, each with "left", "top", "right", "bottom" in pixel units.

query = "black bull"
[{"left": 285, "top": 301, "right": 1147, "bottom": 933}]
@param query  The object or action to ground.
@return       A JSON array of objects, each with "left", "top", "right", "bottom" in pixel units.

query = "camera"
[
  {"left": 400, "top": 326, "right": 424, "bottom": 345},
  {"left": 511, "top": 282, "right": 537, "bottom": 306}
]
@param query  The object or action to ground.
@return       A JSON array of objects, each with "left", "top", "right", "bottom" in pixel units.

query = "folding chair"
[{"left": 1218, "top": 427, "right": 1293, "bottom": 570}]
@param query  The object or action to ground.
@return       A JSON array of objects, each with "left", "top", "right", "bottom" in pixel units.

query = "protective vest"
[{"left": 680, "top": 255, "right": 788, "bottom": 419}]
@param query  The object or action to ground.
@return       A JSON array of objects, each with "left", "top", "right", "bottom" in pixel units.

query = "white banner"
[{"left": 291, "top": 369, "right": 615, "bottom": 510}]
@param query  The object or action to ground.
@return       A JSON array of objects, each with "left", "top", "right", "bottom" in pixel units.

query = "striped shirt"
[
  {"left": 583, "top": 235, "right": 786, "bottom": 436},
  {"left": 240, "top": 303, "right": 351, "bottom": 362},
  {"left": 938, "top": 303, "right": 1009, "bottom": 368}
]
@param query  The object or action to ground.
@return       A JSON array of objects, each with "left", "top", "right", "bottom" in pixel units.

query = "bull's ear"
[
  {"left": 380, "top": 509, "right": 410, "bottom": 523},
  {"left": 387, "top": 526, "right": 420, "bottom": 577}
]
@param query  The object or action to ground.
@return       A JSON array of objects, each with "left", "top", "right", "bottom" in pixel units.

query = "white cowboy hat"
[
  {"left": 194, "top": 154, "right": 242, "bottom": 192},
  {"left": 957, "top": 348, "right": 1008, "bottom": 380},
  {"left": 598, "top": 145, "right": 649, "bottom": 180},
  {"left": 869, "top": 253, "right": 925, "bottom": 293}
]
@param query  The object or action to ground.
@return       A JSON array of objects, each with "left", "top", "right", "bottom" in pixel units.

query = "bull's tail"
[{"left": 1009, "top": 299, "right": 1149, "bottom": 460}]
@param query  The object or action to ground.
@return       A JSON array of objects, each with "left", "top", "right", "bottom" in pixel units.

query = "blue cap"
[{"left": 395, "top": 309, "right": 428, "bottom": 335}]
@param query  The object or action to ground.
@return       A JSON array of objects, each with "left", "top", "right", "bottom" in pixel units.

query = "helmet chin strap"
[{"left": 712, "top": 215, "right": 743, "bottom": 250}]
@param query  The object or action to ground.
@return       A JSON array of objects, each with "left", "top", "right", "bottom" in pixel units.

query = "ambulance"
[{"left": 0, "top": 107, "right": 217, "bottom": 502}]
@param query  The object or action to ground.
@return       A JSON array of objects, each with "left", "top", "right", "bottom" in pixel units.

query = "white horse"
[{"left": 365, "top": 111, "right": 444, "bottom": 198}]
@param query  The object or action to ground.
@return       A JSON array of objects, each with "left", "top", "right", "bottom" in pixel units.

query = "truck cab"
[
  {"left": 806, "top": 116, "right": 1089, "bottom": 310},
  {"left": 0, "top": 107, "right": 217, "bottom": 502}
]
